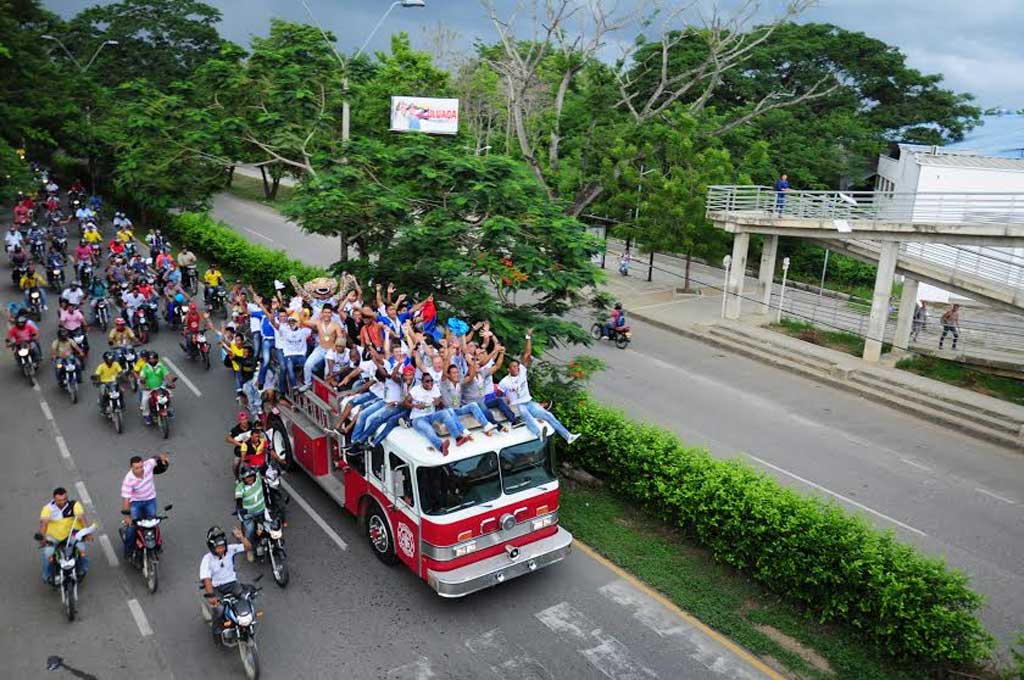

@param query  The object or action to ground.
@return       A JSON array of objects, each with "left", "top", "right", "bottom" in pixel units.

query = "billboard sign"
[{"left": 390, "top": 96, "right": 459, "bottom": 135}]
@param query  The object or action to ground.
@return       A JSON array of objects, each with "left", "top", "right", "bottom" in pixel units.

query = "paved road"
[
  {"left": 212, "top": 196, "right": 1024, "bottom": 649},
  {"left": 1, "top": 218, "right": 774, "bottom": 677}
]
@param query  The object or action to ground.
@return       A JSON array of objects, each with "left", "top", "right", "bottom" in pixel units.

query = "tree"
[{"left": 64, "top": 0, "right": 223, "bottom": 91}]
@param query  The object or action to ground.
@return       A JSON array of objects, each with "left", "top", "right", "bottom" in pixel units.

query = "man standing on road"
[
  {"left": 939, "top": 304, "right": 961, "bottom": 350},
  {"left": 120, "top": 453, "right": 170, "bottom": 558},
  {"left": 774, "top": 173, "right": 790, "bottom": 213}
]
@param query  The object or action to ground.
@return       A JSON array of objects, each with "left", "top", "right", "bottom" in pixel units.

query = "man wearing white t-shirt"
[
  {"left": 407, "top": 373, "right": 470, "bottom": 455},
  {"left": 497, "top": 330, "right": 579, "bottom": 444}
]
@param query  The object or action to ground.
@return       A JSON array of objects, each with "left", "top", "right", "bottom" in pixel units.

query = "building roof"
[{"left": 900, "top": 144, "right": 1024, "bottom": 172}]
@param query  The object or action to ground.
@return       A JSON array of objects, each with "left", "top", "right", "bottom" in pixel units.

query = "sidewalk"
[{"left": 603, "top": 273, "right": 1024, "bottom": 451}]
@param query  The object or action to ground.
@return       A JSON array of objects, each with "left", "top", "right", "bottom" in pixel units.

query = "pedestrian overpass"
[{"left": 705, "top": 185, "right": 1024, "bottom": 361}]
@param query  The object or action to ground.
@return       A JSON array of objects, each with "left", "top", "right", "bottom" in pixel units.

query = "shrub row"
[
  {"left": 163, "top": 211, "right": 327, "bottom": 295},
  {"left": 549, "top": 394, "right": 994, "bottom": 665}
]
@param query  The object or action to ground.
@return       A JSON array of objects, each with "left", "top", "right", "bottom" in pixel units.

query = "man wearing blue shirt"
[{"left": 774, "top": 174, "right": 790, "bottom": 213}]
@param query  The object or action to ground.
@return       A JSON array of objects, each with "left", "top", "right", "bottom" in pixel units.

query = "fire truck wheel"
[{"left": 366, "top": 505, "right": 398, "bottom": 566}]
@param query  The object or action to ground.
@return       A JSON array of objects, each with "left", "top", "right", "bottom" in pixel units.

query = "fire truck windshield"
[
  {"left": 417, "top": 452, "right": 501, "bottom": 516},
  {"left": 499, "top": 438, "right": 555, "bottom": 494}
]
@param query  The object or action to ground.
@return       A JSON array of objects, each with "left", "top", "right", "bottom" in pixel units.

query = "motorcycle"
[
  {"left": 77, "top": 262, "right": 94, "bottom": 289},
  {"left": 55, "top": 357, "right": 80, "bottom": 404},
  {"left": 590, "top": 322, "right": 632, "bottom": 350},
  {"left": 29, "top": 237, "right": 46, "bottom": 262},
  {"left": 184, "top": 265, "right": 198, "bottom": 295},
  {"left": 95, "top": 379, "right": 126, "bottom": 433},
  {"left": 209, "top": 285, "right": 228, "bottom": 319},
  {"left": 52, "top": 234, "right": 68, "bottom": 256},
  {"left": 185, "top": 329, "right": 212, "bottom": 370},
  {"left": 200, "top": 577, "right": 263, "bottom": 680},
  {"left": 89, "top": 243, "right": 102, "bottom": 266},
  {"left": 26, "top": 287, "right": 44, "bottom": 321},
  {"left": 94, "top": 297, "right": 110, "bottom": 331},
  {"left": 261, "top": 406, "right": 292, "bottom": 468},
  {"left": 13, "top": 341, "right": 39, "bottom": 381},
  {"left": 132, "top": 307, "right": 151, "bottom": 344},
  {"left": 69, "top": 326, "right": 89, "bottom": 355},
  {"left": 144, "top": 298, "right": 160, "bottom": 333},
  {"left": 124, "top": 240, "right": 137, "bottom": 259},
  {"left": 175, "top": 303, "right": 188, "bottom": 329},
  {"left": 146, "top": 386, "right": 174, "bottom": 439},
  {"left": 263, "top": 462, "right": 291, "bottom": 525},
  {"left": 119, "top": 505, "right": 172, "bottom": 593},
  {"left": 11, "top": 262, "right": 28, "bottom": 287},
  {"left": 36, "top": 525, "right": 96, "bottom": 622},
  {"left": 116, "top": 346, "right": 139, "bottom": 393},
  {"left": 244, "top": 507, "right": 289, "bottom": 588},
  {"left": 48, "top": 265, "right": 65, "bottom": 292}
]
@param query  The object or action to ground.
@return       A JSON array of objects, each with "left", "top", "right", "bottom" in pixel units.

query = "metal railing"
[
  {"left": 900, "top": 242, "right": 1024, "bottom": 290},
  {"left": 706, "top": 185, "right": 1024, "bottom": 226}
]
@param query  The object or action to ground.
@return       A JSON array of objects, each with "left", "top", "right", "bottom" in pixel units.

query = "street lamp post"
[
  {"left": 721, "top": 254, "right": 732, "bottom": 319},
  {"left": 777, "top": 257, "right": 791, "bottom": 323},
  {"left": 40, "top": 35, "right": 119, "bottom": 196}
]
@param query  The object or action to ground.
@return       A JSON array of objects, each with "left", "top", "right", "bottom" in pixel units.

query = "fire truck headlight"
[
  {"left": 454, "top": 540, "right": 477, "bottom": 558},
  {"left": 532, "top": 516, "right": 552, "bottom": 530}
]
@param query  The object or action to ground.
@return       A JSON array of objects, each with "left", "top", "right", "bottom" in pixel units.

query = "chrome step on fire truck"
[{"left": 279, "top": 376, "right": 573, "bottom": 597}]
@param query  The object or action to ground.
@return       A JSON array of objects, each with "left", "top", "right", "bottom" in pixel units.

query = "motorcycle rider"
[
  {"left": 234, "top": 465, "right": 265, "bottom": 561},
  {"left": 203, "top": 263, "right": 224, "bottom": 306},
  {"left": 113, "top": 211, "right": 132, "bottom": 232},
  {"left": 74, "top": 202, "right": 95, "bottom": 227},
  {"left": 20, "top": 265, "right": 48, "bottom": 310},
  {"left": 199, "top": 525, "right": 253, "bottom": 639},
  {"left": 92, "top": 351, "right": 124, "bottom": 413},
  {"left": 121, "top": 282, "right": 146, "bottom": 329},
  {"left": 5, "top": 313, "right": 41, "bottom": 363},
  {"left": 119, "top": 453, "right": 169, "bottom": 558},
  {"left": 108, "top": 317, "right": 137, "bottom": 349},
  {"left": 73, "top": 238, "right": 93, "bottom": 280},
  {"left": 87, "top": 276, "right": 109, "bottom": 324},
  {"left": 139, "top": 351, "right": 176, "bottom": 425},
  {"left": 58, "top": 303, "right": 88, "bottom": 351},
  {"left": 5, "top": 224, "right": 23, "bottom": 255},
  {"left": 51, "top": 328, "right": 85, "bottom": 384},
  {"left": 181, "top": 303, "right": 204, "bottom": 353},
  {"left": 45, "top": 247, "right": 65, "bottom": 288},
  {"left": 61, "top": 280, "right": 86, "bottom": 308},
  {"left": 38, "top": 487, "right": 91, "bottom": 583},
  {"left": 601, "top": 302, "right": 627, "bottom": 339},
  {"left": 10, "top": 243, "right": 29, "bottom": 269},
  {"left": 49, "top": 221, "right": 68, "bottom": 252},
  {"left": 26, "top": 223, "right": 46, "bottom": 257},
  {"left": 81, "top": 222, "right": 102, "bottom": 248}
]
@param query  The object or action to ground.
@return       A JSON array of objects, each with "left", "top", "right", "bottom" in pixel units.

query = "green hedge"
[
  {"left": 550, "top": 395, "right": 994, "bottom": 665},
  {"left": 164, "top": 212, "right": 327, "bottom": 295}
]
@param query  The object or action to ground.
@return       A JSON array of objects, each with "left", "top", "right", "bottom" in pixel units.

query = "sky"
[{"left": 42, "top": 0, "right": 1024, "bottom": 108}]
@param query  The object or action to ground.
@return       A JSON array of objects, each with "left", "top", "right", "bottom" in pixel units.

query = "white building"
[{"left": 874, "top": 144, "right": 1024, "bottom": 302}]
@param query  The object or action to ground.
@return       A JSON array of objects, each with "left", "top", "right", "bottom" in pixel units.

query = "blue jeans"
[
  {"left": 412, "top": 410, "right": 465, "bottom": 449},
  {"left": 350, "top": 399, "right": 387, "bottom": 442},
  {"left": 281, "top": 353, "right": 304, "bottom": 392},
  {"left": 251, "top": 331, "right": 262, "bottom": 358},
  {"left": 371, "top": 407, "right": 411, "bottom": 446},
  {"left": 518, "top": 400, "right": 571, "bottom": 441},
  {"left": 240, "top": 511, "right": 260, "bottom": 545},
  {"left": 41, "top": 545, "right": 89, "bottom": 583},
  {"left": 124, "top": 498, "right": 158, "bottom": 556},
  {"left": 303, "top": 345, "right": 328, "bottom": 386},
  {"left": 258, "top": 342, "right": 274, "bottom": 389},
  {"left": 485, "top": 393, "right": 517, "bottom": 423},
  {"left": 450, "top": 403, "right": 491, "bottom": 429},
  {"left": 355, "top": 403, "right": 400, "bottom": 444}
]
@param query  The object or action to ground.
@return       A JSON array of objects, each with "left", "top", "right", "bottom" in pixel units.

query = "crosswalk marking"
[
  {"left": 599, "top": 580, "right": 767, "bottom": 679},
  {"left": 535, "top": 601, "right": 657, "bottom": 680},
  {"left": 464, "top": 628, "right": 553, "bottom": 680}
]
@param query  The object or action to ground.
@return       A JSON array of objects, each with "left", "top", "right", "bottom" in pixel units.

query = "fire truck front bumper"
[{"left": 427, "top": 527, "right": 573, "bottom": 598}]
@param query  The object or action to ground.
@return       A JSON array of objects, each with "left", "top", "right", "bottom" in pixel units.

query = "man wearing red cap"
[{"left": 226, "top": 411, "right": 254, "bottom": 478}]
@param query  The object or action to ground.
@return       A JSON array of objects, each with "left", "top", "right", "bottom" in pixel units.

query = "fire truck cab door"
[{"left": 386, "top": 451, "right": 420, "bottom": 574}]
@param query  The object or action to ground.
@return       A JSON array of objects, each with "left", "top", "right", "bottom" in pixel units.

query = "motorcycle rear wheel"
[
  {"left": 68, "top": 380, "right": 78, "bottom": 404},
  {"left": 145, "top": 551, "right": 159, "bottom": 593},
  {"left": 113, "top": 410, "right": 123, "bottom": 434},
  {"left": 159, "top": 415, "right": 170, "bottom": 439}
]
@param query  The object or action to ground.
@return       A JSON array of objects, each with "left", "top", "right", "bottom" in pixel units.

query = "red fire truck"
[{"left": 279, "top": 376, "right": 573, "bottom": 597}]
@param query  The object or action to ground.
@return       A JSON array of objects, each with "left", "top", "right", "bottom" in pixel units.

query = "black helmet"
[
  {"left": 102, "top": 351, "right": 115, "bottom": 363},
  {"left": 239, "top": 464, "right": 257, "bottom": 480},
  {"left": 15, "top": 315, "right": 27, "bottom": 327},
  {"left": 614, "top": 302, "right": 622, "bottom": 310},
  {"left": 57, "top": 328, "right": 69, "bottom": 340},
  {"left": 148, "top": 351, "right": 159, "bottom": 361},
  {"left": 206, "top": 526, "right": 227, "bottom": 554}
]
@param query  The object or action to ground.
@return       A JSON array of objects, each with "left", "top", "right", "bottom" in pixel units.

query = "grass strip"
[
  {"left": 769, "top": 318, "right": 892, "bottom": 356},
  {"left": 227, "top": 173, "right": 294, "bottom": 208},
  {"left": 560, "top": 484, "right": 923, "bottom": 680},
  {"left": 896, "top": 354, "right": 1024, "bottom": 406}
]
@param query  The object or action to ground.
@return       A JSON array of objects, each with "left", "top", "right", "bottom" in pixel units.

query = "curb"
[{"left": 630, "top": 309, "right": 1024, "bottom": 452}]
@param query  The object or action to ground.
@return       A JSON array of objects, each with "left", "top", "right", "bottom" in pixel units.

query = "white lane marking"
[
  {"left": 901, "top": 458, "right": 932, "bottom": 472},
  {"left": 99, "top": 534, "right": 120, "bottom": 567},
  {"left": 746, "top": 454, "right": 927, "bottom": 537},
  {"left": 127, "top": 598, "right": 154, "bottom": 637},
  {"left": 163, "top": 357, "right": 202, "bottom": 397},
  {"left": 39, "top": 399, "right": 54, "bottom": 422},
  {"left": 32, "top": 380, "right": 41, "bottom": 392},
  {"left": 535, "top": 601, "right": 657, "bottom": 679},
  {"left": 74, "top": 481, "right": 94, "bottom": 508},
  {"left": 465, "top": 628, "right": 553, "bottom": 680},
  {"left": 975, "top": 487, "right": 1016, "bottom": 505},
  {"left": 280, "top": 478, "right": 348, "bottom": 550},
  {"left": 599, "top": 581, "right": 765, "bottom": 679},
  {"left": 243, "top": 227, "right": 275, "bottom": 244},
  {"left": 55, "top": 435, "right": 71, "bottom": 460},
  {"left": 386, "top": 656, "right": 435, "bottom": 680}
]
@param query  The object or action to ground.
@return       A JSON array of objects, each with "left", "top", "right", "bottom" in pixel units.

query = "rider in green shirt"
[{"left": 139, "top": 351, "right": 176, "bottom": 424}]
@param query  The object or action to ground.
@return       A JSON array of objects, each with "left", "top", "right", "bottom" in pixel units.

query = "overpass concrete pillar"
[
  {"left": 724, "top": 233, "right": 750, "bottom": 320},
  {"left": 863, "top": 241, "right": 899, "bottom": 362},
  {"left": 757, "top": 235, "right": 778, "bottom": 314},
  {"left": 893, "top": 277, "right": 920, "bottom": 351}
]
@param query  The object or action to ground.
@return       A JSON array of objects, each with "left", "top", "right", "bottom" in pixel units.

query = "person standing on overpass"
[{"left": 774, "top": 174, "right": 790, "bottom": 214}]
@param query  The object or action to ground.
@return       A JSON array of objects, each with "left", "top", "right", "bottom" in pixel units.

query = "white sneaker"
[
  {"left": 566, "top": 432, "right": 581, "bottom": 445},
  {"left": 483, "top": 423, "right": 496, "bottom": 434}
]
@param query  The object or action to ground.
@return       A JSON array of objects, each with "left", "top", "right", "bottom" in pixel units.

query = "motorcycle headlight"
[
  {"left": 157, "top": 395, "right": 168, "bottom": 404},
  {"left": 235, "top": 613, "right": 253, "bottom": 627},
  {"left": 17, "top": 348, "right": 28, "bottom": 357},
  {"left": 269, "top": 528, "right": 282, "bottom": 540},
  {"left": 59, "top": 558, "right": 76, "bottom": 570},
  {"left": 197, "top": 333, "right": 206, "bottom": 342}
]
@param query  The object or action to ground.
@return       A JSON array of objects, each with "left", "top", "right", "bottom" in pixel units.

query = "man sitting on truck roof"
[{"left": 497, "top": 330, "right": 580, "bottom": 445}]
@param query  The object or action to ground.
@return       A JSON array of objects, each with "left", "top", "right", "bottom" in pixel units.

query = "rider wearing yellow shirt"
[
  {"left": 116, "top": 227, "right": 134, "bottom": 244},
  {"left": 82, "top": 228, "right": 102, "bottom": 245},
  {"left": 203, "top": 265, "right": 224, "bottom": 306},
  {"left": 92, "top": 351, "right": 124, "bottom": 413},
  {"left": 38, "top": 487, "right": 91, "bottom": 583}
]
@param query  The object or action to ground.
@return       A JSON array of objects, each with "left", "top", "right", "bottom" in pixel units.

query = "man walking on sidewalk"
[
  {"left": 911, "top": 301, "right": 927, "bottom": 343},
  {"left": 938, "top": 304, "right": 960, "bottom": 350}
]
